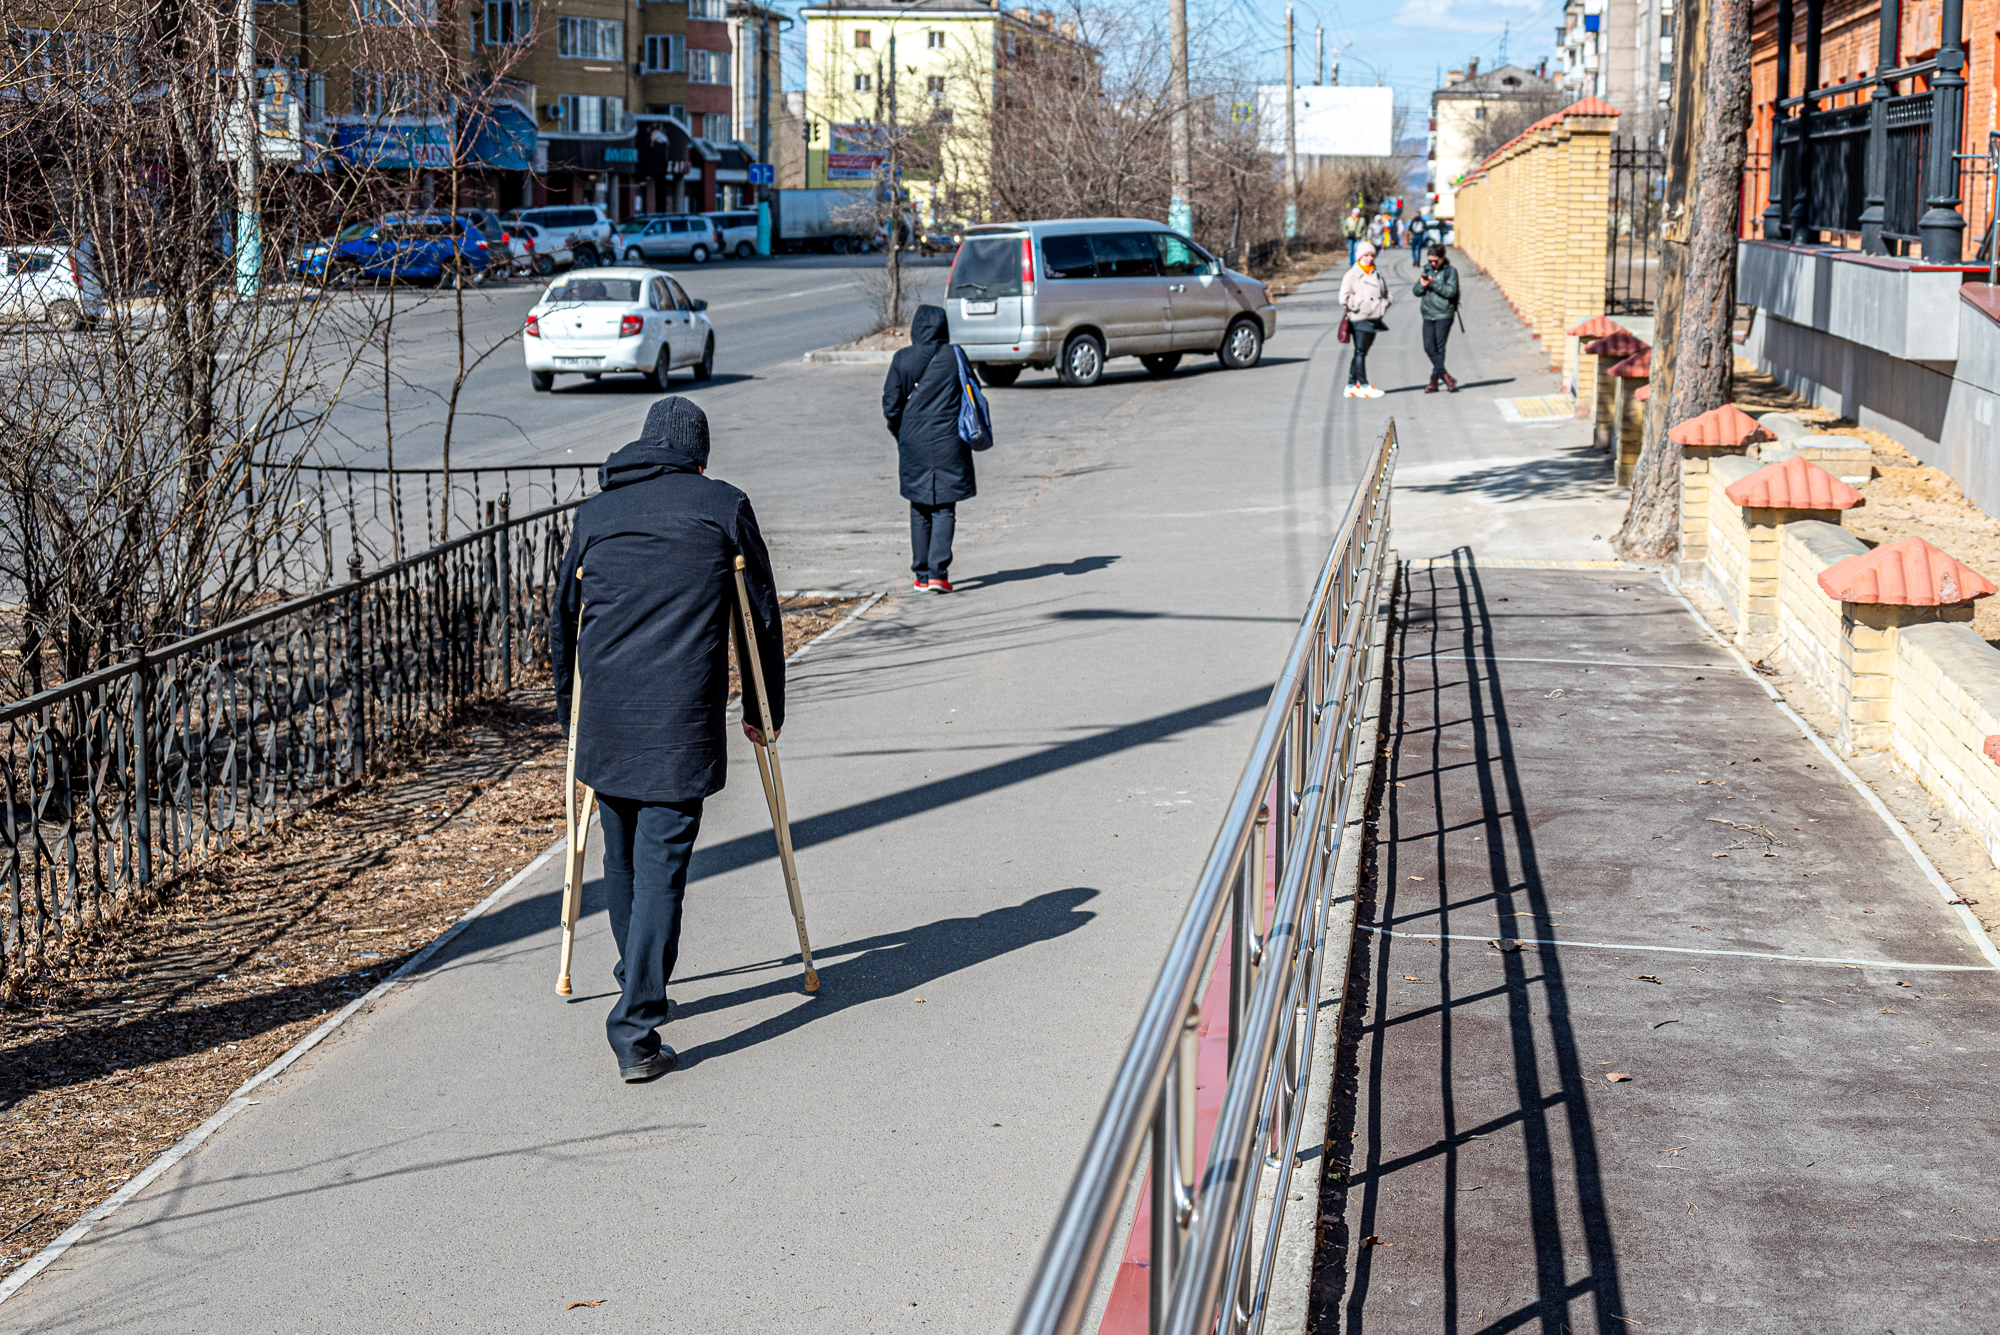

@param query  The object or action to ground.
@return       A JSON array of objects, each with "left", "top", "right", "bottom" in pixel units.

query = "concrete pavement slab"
[{"left": 1329, "top": 562, "right": 2000, "bottom": 1334}]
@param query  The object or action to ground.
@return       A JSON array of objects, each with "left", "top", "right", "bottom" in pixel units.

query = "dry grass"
[
  {"left": 0, "top": 595, "right": 862, "bottom": 1280},
  {"left": 1732, "top": 359, "right": 2000, "bottom": 647},
  {"left": 1253, "top": 247, "right": 1349, "bottom": 301}
]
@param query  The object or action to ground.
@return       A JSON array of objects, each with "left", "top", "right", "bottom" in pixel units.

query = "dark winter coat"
[
  {"left": 882, "top": 304, "right": 976, "bottom": 506},
  {"left": 1414, "top": 261, "right": 1460, "bottom": 322},
  {"left": 550, "top": 397, "right": 785, "bottom": 804}
]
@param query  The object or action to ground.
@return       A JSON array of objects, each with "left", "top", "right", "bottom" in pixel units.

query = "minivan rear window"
[
  {"left": 949, "top": 235, "right": 1024, "bottom": 298},
  {"left": 1041, "top": 234, "right": 1096, "bottom": 279}
]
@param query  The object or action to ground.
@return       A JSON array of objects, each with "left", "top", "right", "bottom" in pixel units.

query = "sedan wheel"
[
  {"left": 534, "top": 255, "right": 555, "bottom": 276},
  {"left": 46, "top": 299, "right": 84, "bottom": 332},
  {"left": 692, "top": 337, "right": 714, "bottom": 381},
  {"left": 531, "top": 369, "right": 554, "bottom": 392},
  {"left": 1059, "top": 332, "right": 1105, "bottom": 388},
  {"left": 645, "top": 345, "right": 671, "bottom": 391},
  {"left": 1219, "top": 317, "right": 1264, "bottom": 370}
]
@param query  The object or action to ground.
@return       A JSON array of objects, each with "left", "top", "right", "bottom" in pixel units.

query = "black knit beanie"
[{"left": 640, "top": 396, "right": 711, "bottom": 470}]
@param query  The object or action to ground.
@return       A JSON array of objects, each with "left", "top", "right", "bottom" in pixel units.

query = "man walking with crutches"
[{"left": 550, "top": 396, "right": 787, "bottom": 1083}]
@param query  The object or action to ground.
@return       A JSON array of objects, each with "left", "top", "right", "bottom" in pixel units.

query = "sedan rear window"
[
  {"left": 948, "top": 236, "right": 1024, "bottom": 298},
  {"left": 547, "top": 279, "right": 643, "bottom": 302}
]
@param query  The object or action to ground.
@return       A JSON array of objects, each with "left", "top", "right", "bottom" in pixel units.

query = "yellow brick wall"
[
  {"left": 1775, "top": 519, "right": 1866, "bottom": 715},
  {"left": 1892, "top": 623, "right": 2000, "bottom": 871}
]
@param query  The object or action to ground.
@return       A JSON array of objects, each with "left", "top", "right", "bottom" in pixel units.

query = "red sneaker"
[
  {"left": 927, "top": 577, "right": 954, "bottom": 594},
  {"left": 913, "top": 578, "right": 927, "bottom": 592}
]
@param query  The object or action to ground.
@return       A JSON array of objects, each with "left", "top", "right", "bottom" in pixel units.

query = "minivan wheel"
[
  {"left": 1059, "top": 332, "right": 1105, "bottom": 387},
  {"left": 1220, "top": 317, "right": 1264, "bottom": 369},
  {"left": 690, "top": 245, "right": 710, "bottom": 264},
  {"left": 736, "top": 241, "right": 755, "bottom": 259},
  {"left": 1140, "top": 352, "right": 1182, "bottom": 377},
  {"left": 976, "top": 362, "right": 1022, "bottom": 388}
]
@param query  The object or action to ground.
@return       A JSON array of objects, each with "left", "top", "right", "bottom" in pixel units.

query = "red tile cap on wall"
[
  {"left": 1668, "top": 403, "right": 1777, "bottom": 449},
  {"left": 1567, "top": 315, "right": 1627, "bottom": 338},
  {"left": 1585, "top": 330, "right": 1648, "bottom": 359},
  {"left": 1609, "top": 349, "right": 1652, "bottom": 378},
  {"left": 1634, "top": 385, "right": 1651, "bottom": 402},
  {"left": 1987, "top": 736, "right": 2000, "bottom": 766},
  {"left": 1723, "top": 455, "right": 1863, "bottom": 510},
  {"left": 1817, "top": 536, "right": 1999, "bottom": 606}
]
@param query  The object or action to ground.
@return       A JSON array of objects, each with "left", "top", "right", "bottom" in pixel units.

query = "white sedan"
[{"left": 524, "top": 267, "right": 714, "bottom": 392}]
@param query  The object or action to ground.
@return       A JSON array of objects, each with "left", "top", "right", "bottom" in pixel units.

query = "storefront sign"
[{"left": 828, "top": 123, "right": 885, "bottom": 180}]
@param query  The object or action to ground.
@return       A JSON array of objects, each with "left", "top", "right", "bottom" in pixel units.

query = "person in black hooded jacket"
[
  {"left": 550, "top": 396, "right": 786, "bottom": 1083},
  {"left": 882, "top": 303, "right": 973, "bottom": 593}
]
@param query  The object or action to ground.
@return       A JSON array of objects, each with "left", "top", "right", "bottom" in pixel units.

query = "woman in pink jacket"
[{"left": 1339, "top": 243, "right": 1392, "bottom": 399}]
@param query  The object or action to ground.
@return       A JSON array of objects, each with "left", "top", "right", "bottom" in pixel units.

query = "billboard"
[
  {"left": 1253, "top": 86, "right": 1395, "bottom": 158},
  {"left": 827, "top": 122, "right": 885, "bottom": 180}
]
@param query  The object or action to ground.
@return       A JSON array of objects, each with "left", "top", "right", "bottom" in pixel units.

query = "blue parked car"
[{"left": 297, "top": 215, "right": 491, "bottom": 287}]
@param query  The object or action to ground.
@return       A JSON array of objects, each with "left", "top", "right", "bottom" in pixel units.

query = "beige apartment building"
[{"left": 1428, "top": 61, "right": 1563, "bottom": 218}]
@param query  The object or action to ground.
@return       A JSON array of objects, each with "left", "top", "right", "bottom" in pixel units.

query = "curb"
[
  {"left": 1263, "top": 553, "right": 1397, "bottom": 1335},
  {"left": 803, "top": 347, "right": 896, "bottom": 364},
  {"left": 0, "top": 586, "right": 892, "bottom": 1310}
]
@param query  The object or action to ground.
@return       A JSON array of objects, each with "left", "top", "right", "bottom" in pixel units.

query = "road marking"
[
  {"left": 1363, "top": 924, "right": 1997, "bottom": 972},
  {"left": 703, "top": 280, "right": 875, "bottom": 313}
]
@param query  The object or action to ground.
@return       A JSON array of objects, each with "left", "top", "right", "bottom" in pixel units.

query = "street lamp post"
[{"left": 1169, "top": 0, "right": 1192, "bottom": 235}]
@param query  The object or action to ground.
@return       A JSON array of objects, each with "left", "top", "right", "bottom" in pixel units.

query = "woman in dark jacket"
[{"left": 883, "top": 304, "right": 973, "bottom": 593}]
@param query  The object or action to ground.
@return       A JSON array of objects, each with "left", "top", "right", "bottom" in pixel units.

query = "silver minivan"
[{"left": 947, "top": 219, "right": 1276, "bottom": 387}]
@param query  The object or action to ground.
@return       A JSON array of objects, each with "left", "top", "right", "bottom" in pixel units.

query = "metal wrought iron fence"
[
  {"left": 0, "top": 498, "right": 582, "bottom": 993},
  {"left": 1608, "top": 137, "right": 1664, "bottom": 316},
  {"left": 1010, "top": 423, "right": 1395, "bottom": 1335}
]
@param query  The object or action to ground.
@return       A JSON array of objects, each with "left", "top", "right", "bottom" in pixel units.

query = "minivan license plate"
[{"left": 962, "top": 300, "right": 997, "bottom": 315}]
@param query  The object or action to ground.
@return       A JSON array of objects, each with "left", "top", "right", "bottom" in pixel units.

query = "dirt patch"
[
  {"left": 0, "top": 595, "right": 864, "bottom": 1282},
  {"left": 827, "top": 326, "right": 910, "bottom": 353},
  {"left": 1732, "top": 358, "right": 2000, "bottom": 646}
]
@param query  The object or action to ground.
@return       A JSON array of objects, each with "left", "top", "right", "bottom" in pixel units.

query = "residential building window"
[
  {"left": 481, "top": 0, "right": 528, "bottom": 44},
  {"left": 689, "top": 47, "right": 729, "bottom": 83},
  {"left": 853, "top": 72, "right": 871, "bottom": 91},
  {"left": 356, "top": 0, "right": 435, "bottom": 25},
  {"left": 557, "top": 15, "right": 622, "bottom": 59},
  {"left": 668, "top": 102, "right": 686, "bottom": 121},
  {"left": 854, "top": 28, "right": 870, "bottom": 47},
  {"left": 688, "top": 0, "right": 724, "bottom": 16},
  {"left": 706, "top": 112, "right": 731, "bottom": 140},
  {"left": 927, "top": 75, "right": 944, "bottom": 94},
  {"left": 559, "top": 92, "right": 625, "bottom": 132},
  {"left": 927, "top": 29, "right": 944, "bottom": 47},
  {"left": 644, "top": 33, "right": 684, "bottom": 71}
]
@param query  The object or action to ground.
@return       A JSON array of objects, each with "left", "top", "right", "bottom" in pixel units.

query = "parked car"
[
  {"left": 703, "top": 210, "right": 761, "bottom": 259},
  {"left": 307, "top": 216, "right": 491, "bottom": 288},
  {"left": 614, "top": 214, "right": 722, "bottom": 265},
  {"left": 0, "top": 243, "right": 104, "bottom": 329},
  {"left": 509, "top": 221, "right": 574, "bottom": 277},
  {"left": 946, "top": 219, "right": 1275, "bottom": 387},
  {"left": 503, "top": 206, "right": 616, "bottom": 267},
  {"left": 523, "top": 267, "right": 715, "bottom": 391}
]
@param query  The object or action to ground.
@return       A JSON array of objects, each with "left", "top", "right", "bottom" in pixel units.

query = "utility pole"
[
  {"left": 1315, "top": 22, "right": 1323, "bottom": 84},
  {"left": 233, "top": 0, "right": 260, "bottom": 298},
  {"left": 886, "top": 30, "right": 902, "bottom": 326},
  {"left": 1169, "top": 0, "right": 1192, "bottom": 235},
  {"left": 757, "top": 8, "right": 774, "bottom": 253},
  {"left": 1284, "top": 3, "right": 1297, "bottom": 248}
]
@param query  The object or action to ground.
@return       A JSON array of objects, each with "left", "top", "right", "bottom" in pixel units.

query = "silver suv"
[
  {"left": 614, "top": 214, "right": 723, "bottom": 264},
  {"left": 504, "top": 205, "right": 616, "bottom": 267},
  {"left": 947, "top": 219, "right": 1275, "bottom": 387}
]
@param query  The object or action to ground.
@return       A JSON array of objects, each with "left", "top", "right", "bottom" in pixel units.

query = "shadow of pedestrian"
[
  {"left": 958, "top": 555, "right": 1120, "bottom": 589},
  {"left": 667, "top": 886, "right": 1098, "bottom": 1067}
]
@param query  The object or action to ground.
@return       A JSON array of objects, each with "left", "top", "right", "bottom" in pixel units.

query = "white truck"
[{"left": 771, "top": 189, "right": 880, "bottom": 254}]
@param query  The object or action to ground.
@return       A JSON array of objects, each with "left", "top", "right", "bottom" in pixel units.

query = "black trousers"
[
  {"left": 1347, "top": 328, "right": 1378, "bottom": 385},
  {"left": 1423, "top": 318, "right": 1453, "bottom": 381},
  {"left": 597, "top": 794, "right": 704, "bottom": 1066},
  {"left": 910, "top": 501, "right": 957, "bottom": 582}
]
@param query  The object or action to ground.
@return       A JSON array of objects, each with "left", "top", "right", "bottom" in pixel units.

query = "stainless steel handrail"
[{"left": 1010, "top": 422, "right": 1397, "bottom": 1335}]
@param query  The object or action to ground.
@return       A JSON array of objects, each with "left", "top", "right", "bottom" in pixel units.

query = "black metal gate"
[{"left": 1607, "top": 136, "right": 1666, "bottom": 316}]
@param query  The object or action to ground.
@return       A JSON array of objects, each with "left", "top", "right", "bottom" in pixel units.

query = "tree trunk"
[{"left": 1616, "top": 0, "right": 1752, "bottom": 560}]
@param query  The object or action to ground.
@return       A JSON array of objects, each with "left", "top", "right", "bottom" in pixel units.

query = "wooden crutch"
[
  {"left": 556, "top": 567, "right": 597, "bottom": 996},
  {"left": 730, "top": 555, "right": 820, "bottom": 993}
]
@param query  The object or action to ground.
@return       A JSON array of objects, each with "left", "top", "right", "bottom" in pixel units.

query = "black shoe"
[{"left": 619, "top": 1046, "right": 679, "bottom": 1083}]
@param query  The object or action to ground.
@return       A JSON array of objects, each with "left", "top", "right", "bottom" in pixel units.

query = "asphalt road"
[{"left": 301, "top": 252, "right": 951, "bottom": 472}]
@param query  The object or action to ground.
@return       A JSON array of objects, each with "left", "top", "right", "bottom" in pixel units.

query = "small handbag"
[{"left": 1337, "top": 313, "right": 1352, "bottom": 343}]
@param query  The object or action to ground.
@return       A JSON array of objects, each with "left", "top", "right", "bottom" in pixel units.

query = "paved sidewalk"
[
  {"left": 0, "top": 252, "right": 1623, "bottom": 1333},
  {"left": 1330, "top": 561, "right": 2000, "bottom": 1333}
]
